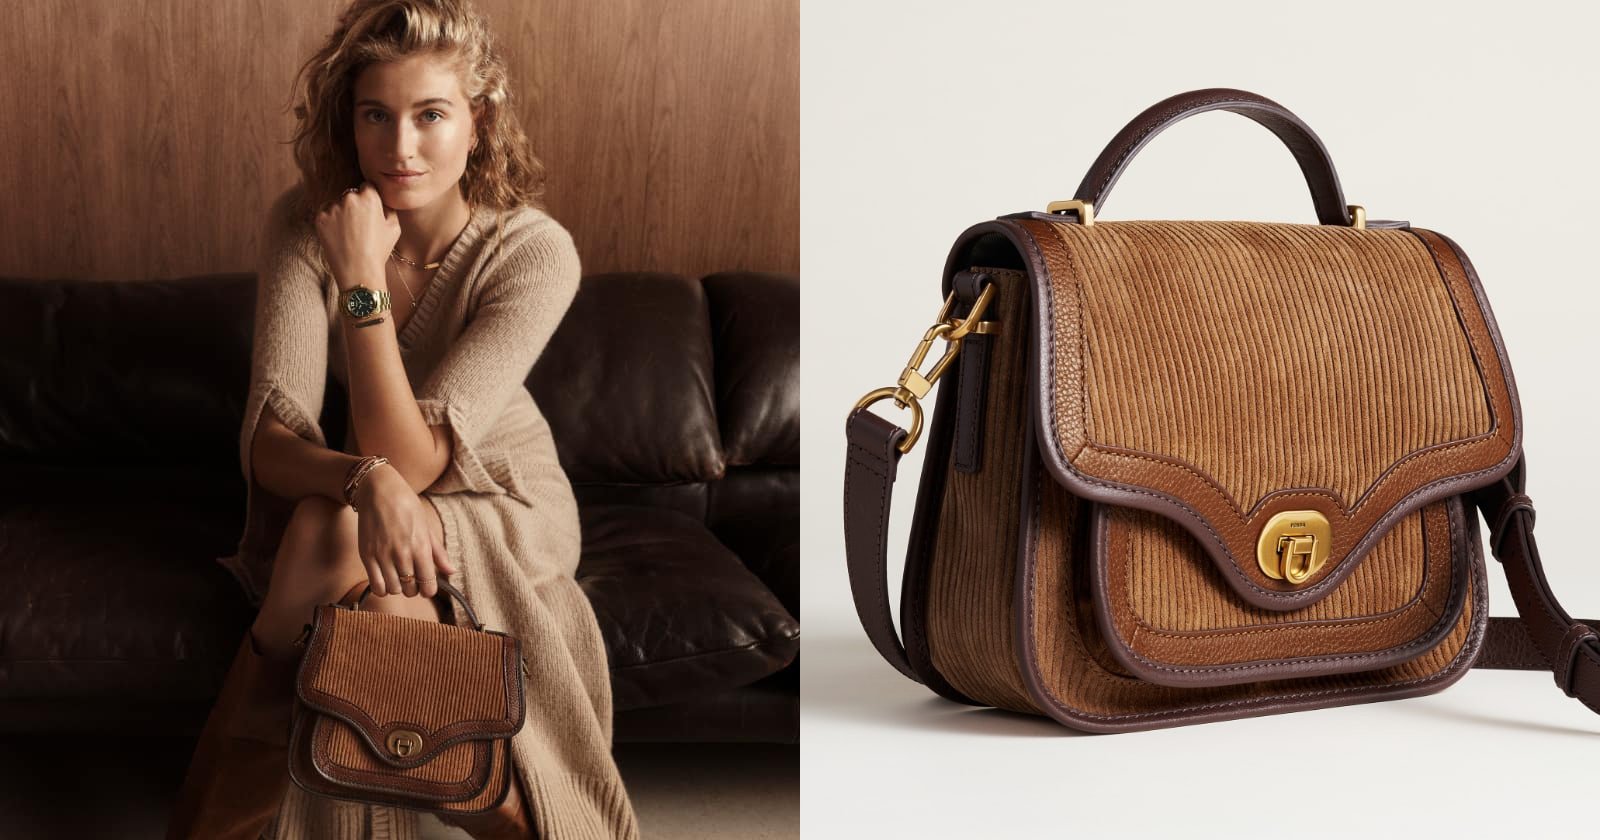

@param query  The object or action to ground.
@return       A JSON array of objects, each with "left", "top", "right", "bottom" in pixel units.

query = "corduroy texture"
[
  {"left": 292, "top": 608, "right": 518, "bottom": 808},
  {"left": 1116, "top": 504, "right": 1430, "bottom": 631},
  {"left": 1026, "top": 476, "right": 1483, "bottom": 726},
  {"left": 220, "top": 184, "right": 639, "bottom": 839},
  {"left": 919, "top": 253, "right": 1484, "bottom": 725},
  {"left": 1021, "top": 219, "right": 1516, "bottom": 601},
  {"left": 926, "top": 269, "right": 1034, "bottom": 711},
  {"left": 1055, "top": 220, "right": 1489, "bottom": 509},
  {"left": 1103, "top": 500, "right": 1462, "bottom": 670},
  {"left": 302, "top": 610, "right": 516, "bottom": 739},
  {"left": 318, "top": 721, "right": 484, "bottom": 788}
]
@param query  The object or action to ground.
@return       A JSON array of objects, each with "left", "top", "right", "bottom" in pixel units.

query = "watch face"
[{"left": 346, "top": 288, "right": 378, "bottom": 317}]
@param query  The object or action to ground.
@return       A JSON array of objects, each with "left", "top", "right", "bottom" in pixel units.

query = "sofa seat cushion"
[
  {"left": 0, "top": 482, "right": 251, "bottom": 703},
  {"left": 576, "top": 504, "right": 798, "bottom": 711}
]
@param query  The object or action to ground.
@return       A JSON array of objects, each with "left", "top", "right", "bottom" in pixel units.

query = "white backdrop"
[{"left": 801, "top": 1, "right": 1599, "bottom": 837}]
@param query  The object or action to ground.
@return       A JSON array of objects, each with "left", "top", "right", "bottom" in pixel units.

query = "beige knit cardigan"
[{"left": 215, "top": 184, "right": 639, "bottom": 839}]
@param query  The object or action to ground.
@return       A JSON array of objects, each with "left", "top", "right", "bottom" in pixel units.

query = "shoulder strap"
[
  {"left": 844, "top": 406, "right": 1600, "bottom": 714},
  {"left": 1469, "top": 458, "right": 1600, "bottom": 709}
]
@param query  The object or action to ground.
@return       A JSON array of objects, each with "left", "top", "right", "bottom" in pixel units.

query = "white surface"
[{"left": 801, "top": 2, "right": 1600, "bottom": 837}]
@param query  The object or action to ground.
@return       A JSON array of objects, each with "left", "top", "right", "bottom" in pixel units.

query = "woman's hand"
[
  {"left": 352, "top": 463, "right": 456, "bottom": 598},
  {"left": 314, "top": 182, "right": 401, "bottom": 291}
]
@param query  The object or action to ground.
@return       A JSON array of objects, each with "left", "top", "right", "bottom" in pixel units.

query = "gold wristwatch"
[{"left": 339, "top": 284, "right": 391, "bottom": 324}]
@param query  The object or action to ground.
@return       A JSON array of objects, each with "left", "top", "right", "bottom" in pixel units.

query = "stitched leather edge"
[
  {"left": 289, "top": 705, "right": 511, "bottom": 814},
  {"left": 1012, "top": 461, "right": 1491, "bottom": 732},
  {"left": 1088, "top": 497, "right": 1471, "bottom": 687}
]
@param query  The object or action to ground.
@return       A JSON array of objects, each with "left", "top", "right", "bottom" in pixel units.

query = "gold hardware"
[
  {"left": 1045, "top": 199, "right": 1095, "bottom": 226},
  {"left": 853, "top": 387, "right": 925, "bottom": 454},
  {"left": 852, "top": 284, "right": 998, "bottom": 454},
  {"left": 1257, "top": 510, "right": 1332, "bottom": 585},
  {"left": 933, "top": 282, "right": 996, "bottom": 339},
  {"left": 386, "top": 729, "right": 424, "bottom": 757},
  {"left": 899, "top": 321, "right": 960, "bottom": 401},
  {"left": 1348, "top": 204, "right": 1366, "bottom": 230},
  {"left": 949, "top": 318, "right": 999, "bottom": 335}
]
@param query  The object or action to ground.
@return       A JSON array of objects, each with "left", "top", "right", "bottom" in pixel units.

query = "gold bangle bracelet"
[{"left": 345, "top": 455, "right": 389, "bottom": 511}]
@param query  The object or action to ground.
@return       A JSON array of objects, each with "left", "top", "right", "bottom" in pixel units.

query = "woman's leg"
[
  {"left": 250, "top": 495, "right": 445, "bottom": 660},
  {"left": 168, "top": 495, "right": 445, "bottom": 839}
]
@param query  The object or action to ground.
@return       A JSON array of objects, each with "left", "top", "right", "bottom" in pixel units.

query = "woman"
[{"left": 166, "top": 1, "right": 640, "bottom": 838}]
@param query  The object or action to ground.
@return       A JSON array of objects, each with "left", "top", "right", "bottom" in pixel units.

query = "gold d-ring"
[{"left": 852, "top": 387, "right": 924, "bottom": 454}]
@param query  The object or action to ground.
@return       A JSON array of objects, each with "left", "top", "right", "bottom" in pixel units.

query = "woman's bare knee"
[{"left": 252, "top": 496, "right": 366, "bottom": 656}]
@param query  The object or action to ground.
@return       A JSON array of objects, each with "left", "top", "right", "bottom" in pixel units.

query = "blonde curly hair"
[{"left": 281, "top": 0, "right": 545, "bottom": 222}]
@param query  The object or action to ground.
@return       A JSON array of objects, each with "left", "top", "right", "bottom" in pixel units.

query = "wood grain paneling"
[{"left": 0, "top": 0, "right": 797, "bottom": 281}]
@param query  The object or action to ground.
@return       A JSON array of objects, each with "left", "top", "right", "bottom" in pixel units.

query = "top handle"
[
  {"left": 349, "top": 578, "right": 486, "bottom": 631},
  {"left": 1055, "top": 88, "right": 1361, "bottom": 228}
]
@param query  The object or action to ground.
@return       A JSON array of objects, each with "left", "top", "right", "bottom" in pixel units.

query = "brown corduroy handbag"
[
  {"left": 287, "top": 579, "right": 528, "bottom": 813},
  {"left": 844, "top": 87, "right": 1600, "bottom": 732}
]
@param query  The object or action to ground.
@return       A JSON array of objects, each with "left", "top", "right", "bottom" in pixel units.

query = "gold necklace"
[
  {"left": 387, "top": 207, "right": 472, "bottom": 306},
  {"left": 386, "top": 255, "right": 435, "bottom": 307}
]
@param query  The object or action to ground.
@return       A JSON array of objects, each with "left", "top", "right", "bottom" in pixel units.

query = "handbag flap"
[
  {"left": 1004, "top": 217, "right": 1520, "bottom": 611},
  {"left": 296, "top": 604, "right": 526, "bottom": 770}
]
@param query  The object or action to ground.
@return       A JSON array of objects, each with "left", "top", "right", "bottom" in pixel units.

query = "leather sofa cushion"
[
  {"left": 0, "top": 480, "right": 252, "bottom": 702},
  {"left": 576, "top": 503, "right": 799, "bottom": 711},
  {"left": 704, "top": 272, "right": 799, "bottom": 467},
  {"left": 707, "top": 468, "right": 799, "bottom": 616},
  {"left": 0, "top": 274, "right": 252, "bottom": 466},
  {"left": 529, "top": 273, "right": 724, "bottom": 485}
]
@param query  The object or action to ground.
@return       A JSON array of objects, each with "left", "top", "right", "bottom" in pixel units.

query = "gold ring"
[{"left": 398, "top": 574, "right": 415, "bottom": 582}]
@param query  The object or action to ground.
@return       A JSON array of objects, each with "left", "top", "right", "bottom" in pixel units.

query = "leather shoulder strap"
[
  {"left": 844, "top": 409, "right": 918, "bottom": 680},
  {"left": 1471, "top": 458, "right": 1600, "bottom": 710},
  {"left": 844, "top": 408, "right": 1600, "bottom": 713}
]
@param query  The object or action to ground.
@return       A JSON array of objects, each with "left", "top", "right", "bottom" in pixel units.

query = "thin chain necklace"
[{"left": 388, "top": 206, "right": 473, "bottom": 306}]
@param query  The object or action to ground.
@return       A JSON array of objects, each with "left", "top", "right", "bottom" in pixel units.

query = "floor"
[{"left": 0, "top": 736, "right": 797, "bottom": 839}]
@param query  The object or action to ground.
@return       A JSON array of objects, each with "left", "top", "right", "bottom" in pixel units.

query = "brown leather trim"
[
  {"left": 1415, "top": 228, "right": 1525, "bottom": 473},
  {"left": 952, "top": 270, "right": 999, "bottom": 473},
  {"left": 1012, "top": 458, "right": 1490, "bottom": 732},
  {"left": 311, "top": 715, "right": 492, "bottom": 801},
  {"left": 1013, "top": 217, "right": 1520, "bottom": 611},
  {"left": 289, "top": 705, "right": 512, "bottom": 814},
  {"left": 1089, "top": 498, "right": 1470, "bottom": 687}
]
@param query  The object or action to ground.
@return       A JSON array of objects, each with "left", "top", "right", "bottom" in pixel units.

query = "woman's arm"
[
  {"left": 251, "top": 409, "right": 368, "bottom": 502},
  {"left": 338, "top": 295, "right": 452, "bottom": 494}
]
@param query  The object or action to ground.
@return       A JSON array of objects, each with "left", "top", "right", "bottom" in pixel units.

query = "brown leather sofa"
[{"left": 0, "top": 269, "right": 799, "bottom": 744}]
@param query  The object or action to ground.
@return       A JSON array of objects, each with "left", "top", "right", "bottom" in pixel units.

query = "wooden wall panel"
[{"left": 0, "top": 0, "right": 797, "bottom": 281}]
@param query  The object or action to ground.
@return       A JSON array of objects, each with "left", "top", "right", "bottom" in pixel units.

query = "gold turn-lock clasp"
[
  {"left": 1257, "top": 510, "right": 1332, "bottom": 586},
  {"left": 852, "top": 282, "right": 998, "bottom": 454},
  {"left": 386, "top": 729, "right": 424, "bottom": 758}
]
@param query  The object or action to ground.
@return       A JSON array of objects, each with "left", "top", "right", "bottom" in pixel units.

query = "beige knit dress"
[{"left": 215, "top": 183, "right": 640, "bottom": 840}]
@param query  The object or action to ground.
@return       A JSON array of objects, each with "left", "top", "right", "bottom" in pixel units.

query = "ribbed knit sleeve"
[
  {"left": 415, "top": 215, "right": 581, "bottom": 497},
  {"left": 216, "top": 188, "right": 331, "bottom": 604},
  {"left": 242, "top": 192, "right": 331, "bottom": 467}
]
